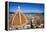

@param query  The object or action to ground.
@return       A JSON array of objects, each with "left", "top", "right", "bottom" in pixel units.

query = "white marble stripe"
[{"left": 19, "top": 12, "right": 21, "bottom": 25}]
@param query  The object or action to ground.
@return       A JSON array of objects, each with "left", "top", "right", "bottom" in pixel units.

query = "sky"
[{"left": 8, "top": 2, "right": 44, "bottom": 13}]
